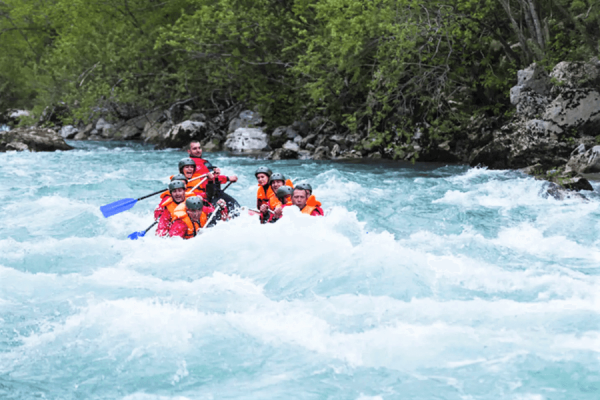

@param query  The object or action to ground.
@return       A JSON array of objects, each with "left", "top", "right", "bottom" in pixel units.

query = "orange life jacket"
[
  {"left": 257, "top": 185, "right": 275, "bottom": 207},
  {"left": 172, "top": 203, "right": 208, "bottom": 239},
  {"left": 301, "top": 196, "right": 323, "bottom": 216}
]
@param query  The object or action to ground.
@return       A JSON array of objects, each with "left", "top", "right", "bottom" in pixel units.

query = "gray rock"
[
  {"left": 368, "top": 151, "right": 382, "bottom": 159},
  {"left": 0, "top": 128, "right": 73, "bottom": 152},
  {"left": 525, "top": 119, "right": 562, "bottom": 135},
  {"left": 272, "top": 126, "right": 286, "bottom": 137},
  {"left": 550, "top": 61, "right": 600, "bottom": 89},
  {"left": 270, "top": 148, "right": 298, "bottom": 160},
  {"left": 293, "top": 135, "right": 302, "bottom": 144},
  {"left": 224, "top": 127, "right": 269, "bottom": 152},
  {"left": 142, "top": 120, "right": 173, "bottom": 144},
  {"left": 298, "top": 150, "right": 313, "bottom": 160},
  {"left": 543, "top": 89, "right": 600, "bottom": 132},
  {"left": 283, "top": 140, "right": 300, "bottom": 152},
  {"left": 60, "top": 125, "right": 78, "bottom": 139},
  {"left": 511, "top": 63, "right": 550, "bottom": 105},
  {"left": 313, "top": 146, "right": 330, "bottom": 160},
  {"left": 291, "top": 120, "right": 309, "bottom": 135},
  {"left": 96, "top": 118, "right": 110, "bottom": 131},
  {"left": 73, "top": 131, "right": 88, "bottom": 140},
  {"left": 188, "top": 113, "right": 206, "bottom": 122},
  {"left": 331, "top": 143, "right": 341, "bottom": 158},
  {"left": 301, "top": 133, "right": 318, "bottom": 147},
  {"left": 228, "top": 110, "right": 262, "bottom": 133},
  {"left": 330, "top": 134, "right": 345, "bottom": 144},
  {"left": 565, "top": 145, "right": 600, "bottom": 174},
  {"left": 202, "top": 139, "right": 221, "bottom": 152},
  {"left": 305, "top": 143, "right": 315, "bottom": 151},
  {"left": 158, "top": 120, "right": 208, "bottom": 149},
  {"left": 120, "top": 124, "right": 142, "bottom": 140},
  {"left": 285, "top": 127, "right": 299, "bottom": 139}
]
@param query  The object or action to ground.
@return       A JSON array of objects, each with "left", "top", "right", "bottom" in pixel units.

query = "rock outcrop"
[
  {"left": 0, "top": 127, "right": 73, "bottom": 152},
  {"left": 224, "top": 128, "right": 269, "bottom": 153}
]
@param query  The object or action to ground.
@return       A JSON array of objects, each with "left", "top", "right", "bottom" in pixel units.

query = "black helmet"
[
  {"left": 255, "top": 166, "right": 272, "bottom": 178},
  {"left": 276, "top": 185, "right": 293, "bottom": 200},
  {"left": 169, "top": 180, "right": 186, "bottom": 192},
  {"left": 269, "top": 172, "right": 285, "bottom": 183},
  {"left": 171, "top": 174, "right": 188, "bottom": 182},
  {"left": 178, "top": 158, "right": 196, "bottom": 173},
  {"left": 186, "top": 196, "right": 204, "bottom": 210},
  {"left": 296, "top": 182, "right": 312, "bottom": 194}
]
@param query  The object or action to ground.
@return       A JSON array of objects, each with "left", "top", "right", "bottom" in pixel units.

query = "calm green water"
[{"left": 1, "top": 140, "right": 599, "bottom": 400}]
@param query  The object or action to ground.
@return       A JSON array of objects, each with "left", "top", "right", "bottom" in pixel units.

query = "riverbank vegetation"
[{"left": 1, "top": 0, "right": 599, "bottom": 151}]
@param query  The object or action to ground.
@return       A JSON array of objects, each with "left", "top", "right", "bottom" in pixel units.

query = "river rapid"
[{"left": 1, "top": 141, "right": 599, "bottom": 400}]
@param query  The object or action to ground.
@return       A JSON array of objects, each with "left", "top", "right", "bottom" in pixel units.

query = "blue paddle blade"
[
  {"left": 127, "top": 230, "right": 145, "bottom": 240},
  {"left": 100, "top": 198, "right": 137, "bottom": 218}
]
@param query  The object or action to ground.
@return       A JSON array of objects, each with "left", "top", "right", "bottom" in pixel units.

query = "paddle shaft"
[
  {"left": 144, "top": 220, "right": 158, "bottom": 234},
  {"left": 139, "top": 173, "right": 209, "bottom": 200}
]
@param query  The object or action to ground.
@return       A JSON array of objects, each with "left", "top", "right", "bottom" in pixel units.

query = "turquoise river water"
[{"left": 1, "top": 140, "right": 599, "bottom": 399}]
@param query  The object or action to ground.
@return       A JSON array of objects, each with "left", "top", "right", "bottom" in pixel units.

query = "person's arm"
[
  {"left": 156, "top": 209, "right": 172, "bottom": 236},
  {"left": 168, "top": 219, "right": 187, "bottom": 238}
]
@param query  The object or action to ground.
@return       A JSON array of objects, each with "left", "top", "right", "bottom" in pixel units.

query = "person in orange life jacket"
[
  {"left": 266, "top": 172, "right": 294, "bottom": 219},
  {"left": 266, "top": 186, "right": 293, "bottom": 224},
  {"left": 291, "top": 187, "right": 323, "bottom": 216},
  {"left": 155, "top": 180, "right": 193, "bottom": 236},
  {"left": 255, "top": 166, "right": 274, "bottom": 223},
  {"left": 295, "top": 182, "right": 324, "bottom": 216},
  {"left": 169, "top": 197, "right": 227, "bottom": 239},
  {"left": 154, "top": 174, "right": 189, "bottom": 220},
  {"left": 178, "top": 158, "right": 208, "bottom": 196}
]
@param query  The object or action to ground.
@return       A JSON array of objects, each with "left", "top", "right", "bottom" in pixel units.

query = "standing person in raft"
[{"left": 187, "top": 141, "right": 240, "bottom": 214}]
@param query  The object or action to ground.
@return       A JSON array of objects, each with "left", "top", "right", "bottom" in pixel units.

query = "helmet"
[
  {"left": 169, "top": 180, "right": 186, "bottom": 192},
  {"left": 295, "top": 182, "right": 312, "bottom": 194},
  {"left": 255, "top": 166, "right": 272, "bottom": 178},
  {"left": 186, "top": 196, "right": 204, "bottom": 210},
  {"left": 269, "top": 172, "right": 285, "bottom": 183},
  {"left": 178, "top": 158, "right": 196, "bottom": 173},
  {"left": 276, "top": 185, "right": 293, "bottom": 200},
  {"left": 171, "top": 174, "right": 188, "bottom": 182}
]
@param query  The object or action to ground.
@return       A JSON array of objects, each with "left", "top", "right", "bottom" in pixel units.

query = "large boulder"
[
  {"left": 542, "top": 89, "right": 600, "bottom": 135},
  {"left": 565, "top": 145, "right": 600, "bottom": 175},
  {"left": 153, "top": 120, "right": 209, "bottom": 149},
  {"left": 224, "top": 127, "right": 269, "bottom": 153},
  {"left": 549, "top": 60, "right": 600, "bottom": 90},
  {"left": 59, "top": 125, "right": 79, "bottom": 139},
  {"left": 509, "top": 63, "right": 551, "bottom": 119},
  {"left": 0, "top": 127, "right": 73, "bottom": 152}
]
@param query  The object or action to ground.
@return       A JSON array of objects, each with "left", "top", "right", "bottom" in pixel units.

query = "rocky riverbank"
[{"left": 2, "top": 60, "right": 599, "bottom": 193}]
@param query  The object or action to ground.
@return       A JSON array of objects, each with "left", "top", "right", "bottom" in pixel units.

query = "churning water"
[{"left": 1, "top": 141, "right": 599, "bottom": 400}]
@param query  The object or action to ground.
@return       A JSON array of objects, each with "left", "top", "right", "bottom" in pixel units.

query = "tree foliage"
[{"left": 1, "top": 0, "right": 598, "bottom": 148}]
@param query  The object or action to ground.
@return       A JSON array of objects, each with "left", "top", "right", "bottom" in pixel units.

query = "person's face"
[
  {"left": 292, "top": 190, "right": 307, "bottom": 208},
  {"left": 171, "top": 187, "right": 186, "bottom": 203},
  {"left": 187, "top": 209, "right": 203, "bottom": 222},
  {"left": 256, "top": 173, "right": 269, "bottom": 186},
  {"left": 271, "top": 180, "right": 284, "bottom": 191},
  {"left": 188, "top": 143, "right": 202, "bottom": 158},
  {"left": 182, "top": 165, "right": 195, "bottom": 178}
]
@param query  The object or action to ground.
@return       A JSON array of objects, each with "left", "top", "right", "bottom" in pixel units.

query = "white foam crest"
[
  {"left": 492, "top": 223, "right": 600, "bottom": 262},
  {"left": 445, "top": 166, "right": 510, "bottom": 183},
  {"left": 433, "top": 178, "right": 554, "bottom": 209},
  {"left": 313, "top": 172, "right": 367, "bottom": 203},
  {"left": 427, "top": 253, "right": 598, "bottom": 298}
]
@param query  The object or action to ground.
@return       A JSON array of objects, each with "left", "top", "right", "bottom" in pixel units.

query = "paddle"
[
  {"left": 100, "top": 174, "right": 208, "bottom": 218},
  {"left": 128, "top": 221, "right": 158, "bottom": 240}
]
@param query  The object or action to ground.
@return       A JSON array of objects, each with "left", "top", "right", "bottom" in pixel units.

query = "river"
[{"left": 1, "top": 140, "right": 599, "bottom": 399}]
